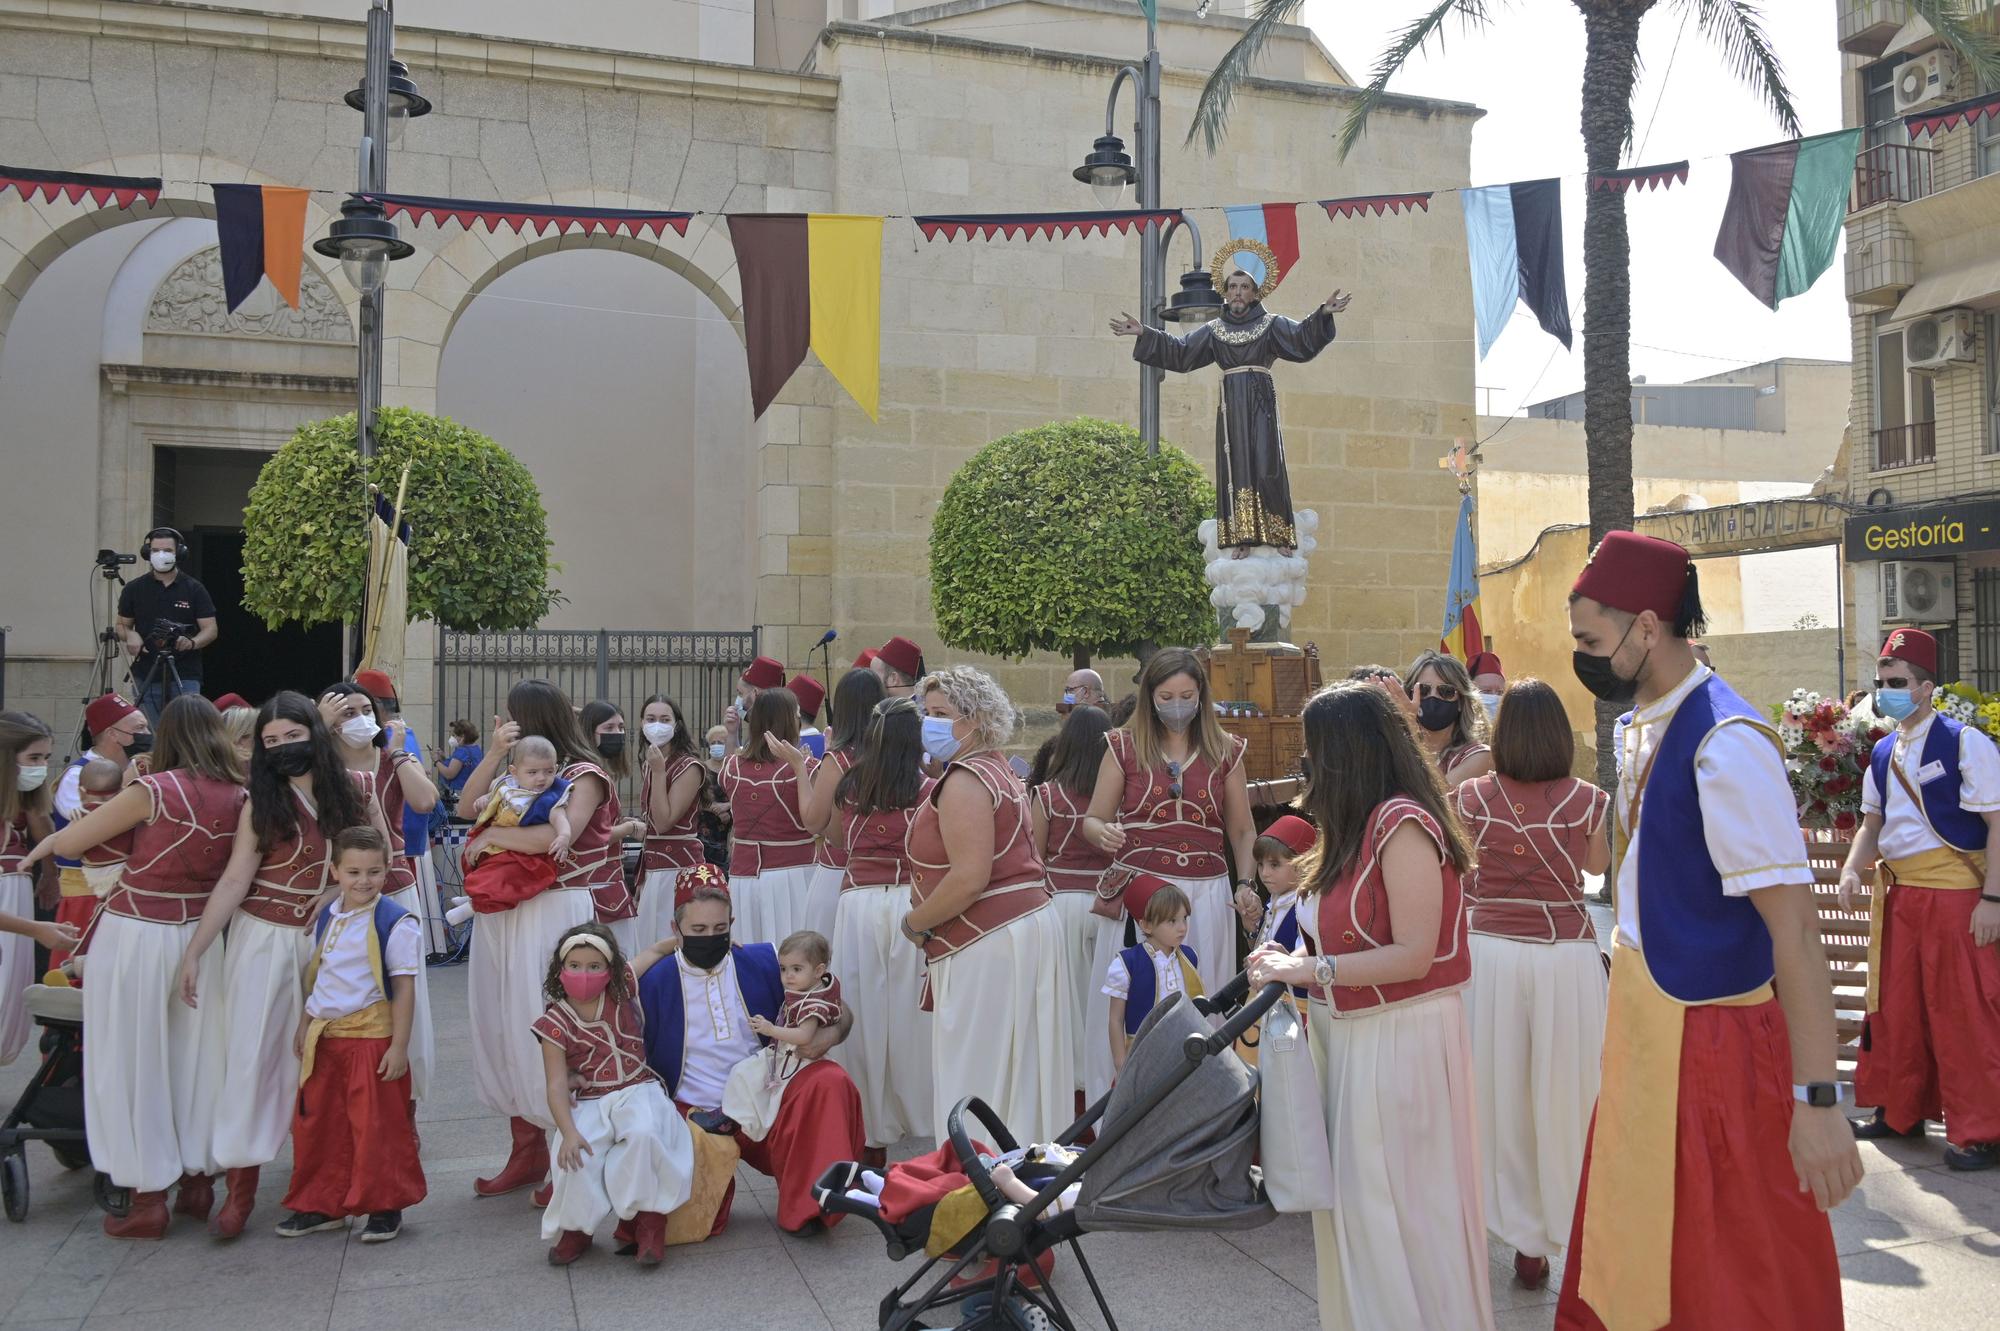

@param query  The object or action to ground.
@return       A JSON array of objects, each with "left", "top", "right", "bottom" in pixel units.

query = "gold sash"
[
  {"left": 1868, "top": 847, "right": 1985, "bottom": 1012},
  {"left": 1579, "top": 943, "right": 1774, "bottom": 1331},
  {"left": 299, "top": 1000, "right": 394, "bottom": 1084},
  {"left": 57, "top": 866, "right": 92, "bottom": 899}
]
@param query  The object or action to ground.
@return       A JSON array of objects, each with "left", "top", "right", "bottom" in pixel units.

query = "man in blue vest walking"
[{"left": 1839, "top": 628, "right": 2000, "bottom": 1169}]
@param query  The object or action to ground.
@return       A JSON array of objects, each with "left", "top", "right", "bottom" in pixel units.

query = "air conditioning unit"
[
  {"left": 1882, "top": 559, "right": 1956, "bottom": 625},
  {"left": 1893, "top": 50, "right": 1957, "bottom": 112},
  {"left": 1905, "top": 309, "right": 1977, "bottom": 373}
]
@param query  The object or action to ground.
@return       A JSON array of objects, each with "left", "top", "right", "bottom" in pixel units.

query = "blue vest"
[
  {"left": 1119, "top": 942, "right": 1199, "bottom": 1035},
  {"left": 1269, "top": 902, "right": 1299, "bottom": 952},
  {"left": 1634, "top": 675, "right": 1778, "bottom": 1003},
  {"left": 1869, "top": 716, "right": 1988, "bottom": 853},
  {"left": 50, "top": 753, "right": 92, "bottom": 870},
  {"left": 310, "top": 895, "right": 414, "bottom": 950},
  {"left": 639, "top": 942, "right": 784, "bottom": 1098}
]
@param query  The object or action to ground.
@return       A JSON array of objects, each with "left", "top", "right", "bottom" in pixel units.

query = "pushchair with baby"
[
  {"left": 0, "top": 982, "right": 125, "bottom": 1222},
  {"left": 814, "top": 973, "right": 1286, "bottom": 1331}
]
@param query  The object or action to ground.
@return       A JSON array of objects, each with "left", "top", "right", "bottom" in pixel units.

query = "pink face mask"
[{"left": 560, "top": 969, "right": 612, "bottom": 1003}]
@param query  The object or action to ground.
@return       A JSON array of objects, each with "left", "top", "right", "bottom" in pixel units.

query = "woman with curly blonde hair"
[{"left": 902, "top": 666, "right": 1075, "bottom": 1143}]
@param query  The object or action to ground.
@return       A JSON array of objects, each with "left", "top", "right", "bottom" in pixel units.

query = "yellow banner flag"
[{"left": 806, "top": 214, "right": 882, "bottom": 421}]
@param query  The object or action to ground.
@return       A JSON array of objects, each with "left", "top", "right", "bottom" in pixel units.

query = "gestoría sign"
[{"left": 1845, "top": 499, "right": 2000, "bottom": 560}]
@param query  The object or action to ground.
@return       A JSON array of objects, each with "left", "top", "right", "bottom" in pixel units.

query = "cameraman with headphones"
[{"left": 115, "top": 527, "right": 218, "bottom": 723}]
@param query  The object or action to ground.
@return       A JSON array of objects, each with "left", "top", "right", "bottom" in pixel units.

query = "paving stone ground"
[{"left": 2, "top": 949, "right": 1995, "bottom": 1329}]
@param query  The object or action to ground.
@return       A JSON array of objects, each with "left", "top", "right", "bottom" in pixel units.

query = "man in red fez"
[
  {"left": 1466, "top": 650, "right": 1505, "bottom": 724},
  {"left": 1837, "top": 627, "right": 2000, "bottom": 1170},
  {"left": 788, "top": 674, "right": 828, "bottom": 759},
  {"left": 1558, "top": 530, "right": 1854, "bottom": 1331},
  {"left": 851, "top": 648, "right": 877, "bottom": 672},
  {"left": 725, "top": 656, "right": 789, "bottom": 756},
  {"left": 871, "top": 637, "right": 926, "bottom": 700},
  {"left": 212, "top": 692, "right": 251, "bottom": 713}
]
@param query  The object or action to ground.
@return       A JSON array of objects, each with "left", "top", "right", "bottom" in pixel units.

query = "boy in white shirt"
[
  {"left": 278, "top": 825, "right": 427, "bottom": 1242},
  {"left": 1102, "top": 877, "right": 1203, "bottom": 1082}
]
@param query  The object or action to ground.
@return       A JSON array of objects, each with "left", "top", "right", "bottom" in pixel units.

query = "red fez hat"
[
  {"left": 1878, "top": 628, "right": 1938, "bottom": 677},
  {"left": 742, "top": 656, "right": 786, "bottom": 690},
  {"left": 1570, "top": 531, "right": 1693, "bottom": 621},
  {"left": 1465, "top": 651, "right": 1504, "bottom": 679},
  {"left": 673, "top": 863, "right": 730, "bottom": 911},
  {"left": 212, "top": 692, "right": 250, "bottom": 712},
  {"left": 1122, "top": 872, "right": 1175, "bottom": 920},
  {"left": 788, "top": 673, "right": 826, "bottom": 722},
  {"left": 877, "top": 636, "right": 924, "bottom": 680},
  {"left": 852, "top": 649, "right": 877, "bottom": 670},
  {"left": 354, "top": 669, "right": 396, "bottom": 701},
  {"left": 1262, "top": 815, "right": 1317, "bottom": 858},
  {"left": 84, "top": 693, "right": 137, "bottom": 736}
]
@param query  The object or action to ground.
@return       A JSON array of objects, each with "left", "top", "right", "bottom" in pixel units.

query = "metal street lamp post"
[{"left": 1070, "top": 10, "right": 1219, "bottom": 454}]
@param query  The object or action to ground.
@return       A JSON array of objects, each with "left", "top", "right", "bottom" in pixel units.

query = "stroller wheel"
[
  {"left": 93, "top": 1172, "right": 129, "bottom": 1217},
  {"left": 2, "top": 1150, "right": 27, "bottom": 1222}
]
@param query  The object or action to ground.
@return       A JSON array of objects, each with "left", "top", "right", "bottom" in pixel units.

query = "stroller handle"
[
  {"left": 944, "top": 1096, "right": 1020, "bottom": 1213},
  {"left": 1198, "top": 979, "right": 1287, "bottom": 1058}
]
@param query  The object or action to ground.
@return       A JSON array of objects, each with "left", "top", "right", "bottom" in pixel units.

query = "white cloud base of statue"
[{"left": 1200, "top": 508, "right": 1316, "bottom": 643}]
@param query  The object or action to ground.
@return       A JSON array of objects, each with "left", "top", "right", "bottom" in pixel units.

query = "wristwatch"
[
  {"left": 1793, "top": 1082, "right": 1844, "bottom": 1108},
  {"left": 1312, "top": 956, "right": 1336, "bottom": 990},
  {"left": 901, "top": 917, "right": 934, "bottom": 945}
]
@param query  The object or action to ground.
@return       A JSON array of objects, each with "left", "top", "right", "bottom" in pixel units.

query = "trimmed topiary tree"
[
  {"left": 243, "top": 406, "right": 558, "bottom": 631},
  {"left": 929, "top": 417, "right": 1212, "bottom": 665}
]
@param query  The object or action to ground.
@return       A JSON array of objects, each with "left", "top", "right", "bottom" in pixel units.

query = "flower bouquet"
[
  {"left": 1773, "top": 690, "right": 1888, "bottom": 832},
  {"left": 1934, "top": 681, "right": 2000, "bottom": 742}
]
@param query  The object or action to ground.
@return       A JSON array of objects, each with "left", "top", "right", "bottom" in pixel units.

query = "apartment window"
[
  {"left": 1981, "top": 108, "right": 2000, "bottom": 179},
  {"left": 1874, "top": 318, "right": 1937, "bottom": 469},
  {"left": 1863, "top": 56, "right": 1910, "bottom": 150},
  {"left": 1989, "top": 312, "right": 2000, "bottom": 455},
  {"left": 1975, "top": 570, "right": 2000, "bottom": 691}
]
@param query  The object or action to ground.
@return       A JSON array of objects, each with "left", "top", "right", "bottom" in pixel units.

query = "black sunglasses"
[{"left": 1166, "top": 759, "right": 1182, "bottom": 801}]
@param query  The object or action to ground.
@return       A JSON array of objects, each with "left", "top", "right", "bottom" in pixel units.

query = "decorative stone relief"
[{"left": 146, "top": 247, "right": 353, "bottom": 342}]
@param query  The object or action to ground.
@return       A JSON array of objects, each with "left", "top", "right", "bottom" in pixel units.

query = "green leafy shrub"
[
  {"left": 242, "top": 407, "right": 558, "bottom": 631},
  {"left": 930, "top": 417, "right": 1212, "bottom": 662}
]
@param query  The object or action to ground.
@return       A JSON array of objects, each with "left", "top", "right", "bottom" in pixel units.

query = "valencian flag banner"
[
  {"left": 1442, "top": 491, "right": 1483, "bottom": 662},
  {"left": 1221, "top": 203, "right": 1300, "bottom": 289},
  {"left": 1459, "top": 180, "right": 1572, "bottom": 358},
  {"left": 728, "top": 214, "right": 882, "bottom": 421},
  {"left": 212, "top": 183, "right": 310, "bottom": 312},
  {"left": 1713, "top": 128, "right": 1862, "bottom": 310}
]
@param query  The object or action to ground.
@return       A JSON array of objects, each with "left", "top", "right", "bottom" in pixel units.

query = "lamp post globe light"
[
  {"left": 314, "top": 197, "right": 414, "bottom": 297},
  {"left": 1158, "top": 214, "right": 1221, "bottom": 325},
  {"left": 345, "top": 58, "right": 432, "bottom": 146},
  {"left": 1071, "top": 10, "right": 1166, "bottom": 452}
]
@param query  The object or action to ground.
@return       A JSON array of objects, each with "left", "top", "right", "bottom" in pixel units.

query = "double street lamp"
[{"left": 1071, "top": 11, "right": 1220, "bottom": 454}]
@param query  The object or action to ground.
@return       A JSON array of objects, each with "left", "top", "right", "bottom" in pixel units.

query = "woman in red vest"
[
  {"left": 633, "top": 694, "right": 707, "bottom": 946},
  {"left": 179, "top": 690, "right": 380, "bottom": 1238},
  {"left": 1247, "top": 682, "right": 1496, "bottom": 1331},
  {"left": 801, "top": 669, "right": 885, "bottom": 947},
  {"left": 905, "top": 665, "right": 1073, "bottom": 1145},
  {"left": 22, "top": 695, "right": 244, "bottom": 1239},
  {"left": 720, "top": 688, "right": 818, "bottom": 947}
]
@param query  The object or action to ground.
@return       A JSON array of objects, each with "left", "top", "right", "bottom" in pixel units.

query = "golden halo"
[{"left": 1211, "top": 238, "right": 1281, "bottom": 301}]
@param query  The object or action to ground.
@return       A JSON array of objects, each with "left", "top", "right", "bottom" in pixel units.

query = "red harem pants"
[
  {"left": 680, "top": 1058, "right": 864, "bottom": 1234},
  {"left": 50, "top": 891, "right": 97, "bottom": 974},
  {"left": 283, "top": 1035, "right": 427, "bottom": 1217},
  {"left": 1856, "top": 883, "right": 2000, "bottom": 1147},
  {"left": 1555, "top": 998, "right": 1841, "bottom": 1331}
]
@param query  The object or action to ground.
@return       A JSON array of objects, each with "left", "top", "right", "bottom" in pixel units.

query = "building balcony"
[
  {"left": 1838, "top": 1, "right": 1907, "bottom": 56},
  {"left": 1852, "top": 143, "right": 1935, "bottom": 210},
  {"left": 1874, "top": 421, "right": 1936, "bottom": 471}
]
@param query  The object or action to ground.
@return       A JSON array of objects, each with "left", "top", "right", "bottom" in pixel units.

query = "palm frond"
[
  {"left": 1903, "top": 0, "right": 2000, "bottom": 96},
  {"left": 1188, "top": 0, "right": 1309, "bottom": 152},
  {"left": 1669, "top": 0, "right": 1800, "bottom": 138},
  {"left": 1332, "top": 0, "right": 1492, "bottom": 163}
]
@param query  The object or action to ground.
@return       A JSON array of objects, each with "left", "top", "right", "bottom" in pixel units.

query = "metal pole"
[
  {"left": 1137, "top": 19, "right": 1163, "bottom": 456},
  {"left": 353, "top": 0, "right": 393, "bottom": 669}
]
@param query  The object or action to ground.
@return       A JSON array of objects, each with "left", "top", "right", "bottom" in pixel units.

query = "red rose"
[
  {"left": 1811, "top": 799, "right": 1828, "bottom": 814},
  {"left": 1834, "top": 810, "right": 1857, "bottom": 831},
  {"left": 1819, "top": 756, "right": 1839, "bottom": 772}
]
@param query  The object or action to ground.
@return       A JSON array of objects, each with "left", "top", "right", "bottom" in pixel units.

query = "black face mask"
[
  {"left": 680, "top": 932, "right": 731, "bottom": 970},
  {"left": 122, "top": 732, "right": 154, "bottom": 757},
  {"left": 1416, "top": 696, "right": 1460, "bottom": 734},
  {"left": 1573, "top": 620, "right": 1648, "bottom": 704},
  {"left": 266, "top": 740, "right": 316, "bottom": 778},
  {"left": 596, "top": 733, "right": 627, "bottom": 759}
]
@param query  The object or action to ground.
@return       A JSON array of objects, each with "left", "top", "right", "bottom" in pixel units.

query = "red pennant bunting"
[
  {"left": 1905, "top": 91, "right": 2000, "bottom": 140},
  {"left": 1588, "top": 161, "right": 1690, "bottom": 193},
  {"left": 362, "top": 193, "right": 692, "bottom": 239},
  {"left": 0, "top": 167, "right": 162, "bottom": 210},
  {"left": 913, "top": 209, "right": 1181, "bottom": 242},
  {"left": 1317, "top": 192, "right": 1432, "bottom": 220}
]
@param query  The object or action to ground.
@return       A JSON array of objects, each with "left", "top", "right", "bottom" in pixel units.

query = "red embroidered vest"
[
  {"left": 531, "top": 977, "right": 660, "bottom": 1099},
  {"left": 557, "top": 761, "right": 633, "bottom": 922},
  {"left": 839, "top": 781, "right": 929, "bottom": 890},
  {"left": 1105, "top": 729, "right": 1243, "bottom": 880},
  {"left": 1303, "top": 797, "right": 1470, "bottom": 1016},
  {"left": 639, "top": 751, "right": 706, "bottom": 873},
  {"left": 814, "top": 749, "right": 856, "bottom": 870},
  {"left": 105, "top": 771, "right": 246, "bottom": 925},
  {"left": 1034, "top": 781, "right": 1111, "bottom": 893},
  {"left": 907, "top": 752, "right": 1051, "bottom": 967},
  {"left": 722, "top": 755, "right": 816, "bottom": 875},
  {"left": 241, "top": 775, "right": 368, "bottom": 928}
]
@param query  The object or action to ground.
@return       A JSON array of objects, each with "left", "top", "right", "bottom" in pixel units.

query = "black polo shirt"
[{"left": 117, "top": 572, "right": 216, "bottom": 683}]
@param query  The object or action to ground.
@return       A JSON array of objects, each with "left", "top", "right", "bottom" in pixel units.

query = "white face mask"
[
  {"left": 337, "top": 715, "right": 380, "bottom": 747},
  {"left": 642, "top": 721, "right": 675, "bottom": 747},
  {"left": 709, "top": 742, "right": 726, "bottom": 760},
  {"left": 16, "top": 765, "right": 49, "bottom": 792},
  {"left": 1480, "top": 693, "right": 1501, "bottom": 721},
  {"left": 148, "top": 550, "right": 176, "bottom": 573}
]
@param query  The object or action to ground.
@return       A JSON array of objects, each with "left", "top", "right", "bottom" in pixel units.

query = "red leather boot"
[
  {"left": 547, "top": 1229, "right": 592, "bottom": 1266},
  {"left": 208, "top": 1167, "right": 259, "bottom": 1239},
  {"left": 475, "top": 1117, "right": 549, "bottom": 1197},
  {"left": 102, "top": 1190, "right": 170, "bottom": 1240},
  {"left": 633, "top": 1211, "right": 667, "bottom": 1266},
  {"left": 173, "top": 1171, "right": 215, "bottom": 1221}
]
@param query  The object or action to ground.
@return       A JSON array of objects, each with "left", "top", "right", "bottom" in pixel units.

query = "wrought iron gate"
[{"left": 435, "top": 628, "right": 757, "bottom": 807}]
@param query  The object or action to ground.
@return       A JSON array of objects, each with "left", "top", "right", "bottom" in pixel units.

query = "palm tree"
[{"left": 1195, "top": 0, "right": 2000, "bottom": 782}]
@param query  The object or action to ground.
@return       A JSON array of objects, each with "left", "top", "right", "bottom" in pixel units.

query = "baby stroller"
[
  {"left": 0, "top": 982, "right": 125, "bottom": 1222},
  {"left": 815, "top": 974, "right": 1285, "bottom": 1331}
]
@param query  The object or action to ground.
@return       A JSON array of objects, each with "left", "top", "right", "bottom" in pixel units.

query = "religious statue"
[{"left": 1112, "top": 270, "right": 1351, "bottom": 557}]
